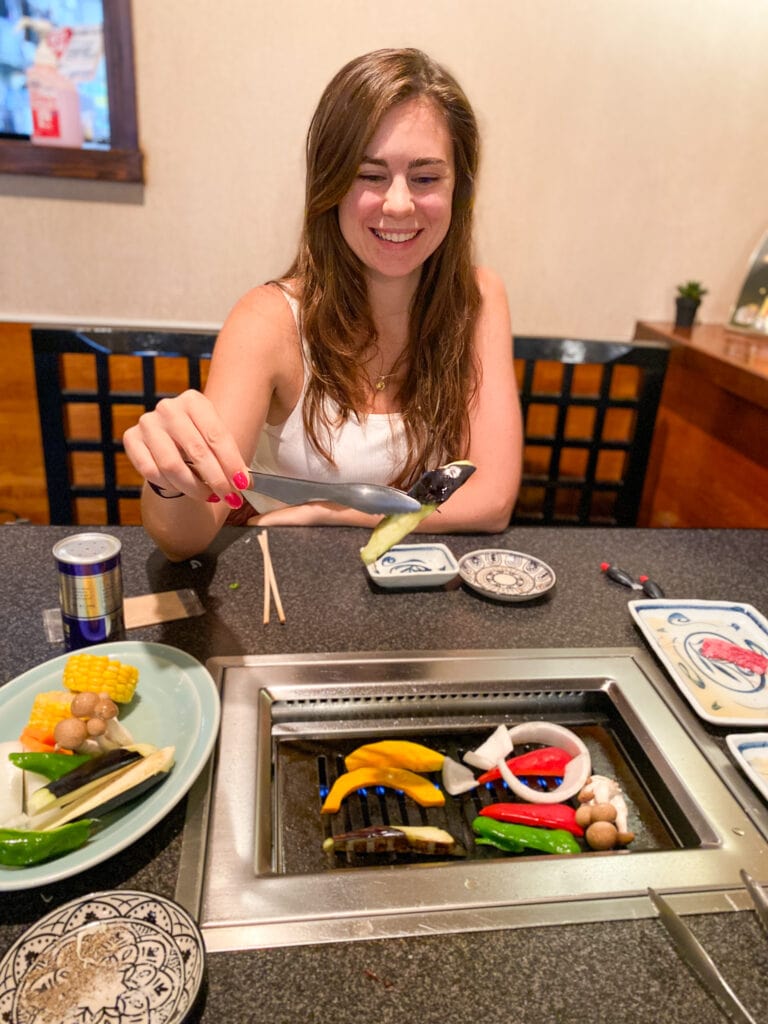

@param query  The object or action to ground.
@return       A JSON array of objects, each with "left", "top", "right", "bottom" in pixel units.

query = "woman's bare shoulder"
[
  {"left": 222, "top": 281, "right": 298, "bottom": 339},
  {"left": 474, "top": 265, "right": 509, "bottom": 303}
]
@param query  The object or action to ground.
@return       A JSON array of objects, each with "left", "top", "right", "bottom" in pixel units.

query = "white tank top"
[{"left": 249, "top": 291, "right": 408, "bottom": 511}]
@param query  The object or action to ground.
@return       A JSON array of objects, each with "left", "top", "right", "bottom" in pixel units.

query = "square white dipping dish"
[{"left": 366, "top": 543, "right": 460, "bottom": 589}]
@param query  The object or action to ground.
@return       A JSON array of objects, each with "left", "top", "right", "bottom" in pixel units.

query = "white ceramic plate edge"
[{"left": 726, "top": 732, "right": 768, "bottom": 803}]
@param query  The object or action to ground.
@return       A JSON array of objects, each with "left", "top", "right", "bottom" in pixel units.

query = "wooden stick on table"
[{"left": 258, "top": 529, "right": 286, "bottom": 624}]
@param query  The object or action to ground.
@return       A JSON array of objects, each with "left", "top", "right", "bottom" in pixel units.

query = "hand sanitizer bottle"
[{"left": 18, "top": 18, "right": 84, "bottom": 148}]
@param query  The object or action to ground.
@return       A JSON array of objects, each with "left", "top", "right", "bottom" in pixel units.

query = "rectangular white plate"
[
  {"left": 366, "top": 543, "right": 459, "bottom": 589},
  {"left": 726, "top": 732, "right": 768, "bottom": 803},
  {"left": 628, "top": 599, "right": 768, "bottom": 726}
]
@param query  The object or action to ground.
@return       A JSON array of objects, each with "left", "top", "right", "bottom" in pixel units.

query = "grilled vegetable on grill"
[
  {"left": 320, "top": 766, "right": 445, "bottom": 814},
  {"left": 345, "top": 740, "right": 444, "bottom": 774},
  {"left": 359, "top": 460, "right": 476, "bottom": 565},
  {"left": 472, "top": 815, "right": 580, "bottom": 855},
  {"left": 323, "top": 824, "right": 458, "bottom": 856},
  {"left": 476, "top": 746, "right": 573, "bottom": 785},
  {"left": 479, "top": 802, "right": 584, "bottom": 837}
]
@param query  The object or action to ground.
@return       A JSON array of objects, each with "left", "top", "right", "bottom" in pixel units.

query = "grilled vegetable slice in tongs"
[{"left": 359, "top": 460, "right": 476, "bottom": 564}]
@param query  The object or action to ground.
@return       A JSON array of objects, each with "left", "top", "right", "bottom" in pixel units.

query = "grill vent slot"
[{"left": 271, "top": 689, "right": 583, "bottom": 724}]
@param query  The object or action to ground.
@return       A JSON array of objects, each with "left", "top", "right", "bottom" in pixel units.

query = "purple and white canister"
[{"left": 52, "top": 533, "right": 125, "bottom": 651}]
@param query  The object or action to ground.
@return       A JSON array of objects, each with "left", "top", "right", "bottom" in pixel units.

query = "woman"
[{"left": 123, "top": 48, "right": 522, "bottom": 561}]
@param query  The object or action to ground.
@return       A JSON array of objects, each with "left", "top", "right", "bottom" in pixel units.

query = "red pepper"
[
  {"left": 476, "top": 746, "right": 573, "bottom": 785},
  {"left": 479, "top": 802, "right": 584, "bottom": 837}
]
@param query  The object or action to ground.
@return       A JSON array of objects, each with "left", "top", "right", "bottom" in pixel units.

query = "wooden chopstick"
[
  {"left": 258, "top": 530, "right": 286, "bottom": 624},
  {"left": 260, "top": 531, "right": 271, "bottom": 625}
]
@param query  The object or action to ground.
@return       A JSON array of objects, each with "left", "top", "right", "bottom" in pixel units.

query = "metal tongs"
[
  {"left": 244, "top": 471, "right": 421, "bottom": 516},
  {"left": 648, "top": 871, "right": 768, "bottom": 1024}
]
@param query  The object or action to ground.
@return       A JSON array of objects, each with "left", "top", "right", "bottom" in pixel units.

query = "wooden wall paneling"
[{"left": 0, "top": 324, "right": 47, "bottom": 522}]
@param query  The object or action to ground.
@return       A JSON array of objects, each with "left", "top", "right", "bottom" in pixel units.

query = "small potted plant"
[{"left": 675, "top": 280, "right": 708, "bottom": 329}]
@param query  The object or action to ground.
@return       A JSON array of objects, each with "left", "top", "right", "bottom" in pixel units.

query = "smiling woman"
[{"left": 122, "top": 48, "right": 522, "bottom": 562}]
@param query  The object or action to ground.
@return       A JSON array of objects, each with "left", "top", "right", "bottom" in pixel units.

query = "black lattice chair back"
[
  {"left": 32, "top": 327, "right": 217, "bottom": 525},
  {"left": 512, "top": 336, "right": 669, "bottom": 526}
]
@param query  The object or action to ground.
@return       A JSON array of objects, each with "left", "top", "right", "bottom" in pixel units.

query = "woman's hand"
[{"left": 123, "top": 389, "right": 251, "bottom": 507}]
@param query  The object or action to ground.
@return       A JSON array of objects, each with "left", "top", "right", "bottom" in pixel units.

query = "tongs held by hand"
[{"left": 245, "top": 471, "right": 421, "bottom": 516}]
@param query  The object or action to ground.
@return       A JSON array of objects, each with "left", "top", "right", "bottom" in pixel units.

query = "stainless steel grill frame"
[{"left": 176, "top": 648, "right": 768, "bottom": 952}]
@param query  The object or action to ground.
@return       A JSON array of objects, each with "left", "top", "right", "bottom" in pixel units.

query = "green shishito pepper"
[
  {"left": 0, "top": 820, "right": 95, "bottom": 867},
  {"left": 471, "top": 815, "right": 579, "bottom": 855},
  {"left": 8, "top": 751, "right": 92, "bottom": 781}
]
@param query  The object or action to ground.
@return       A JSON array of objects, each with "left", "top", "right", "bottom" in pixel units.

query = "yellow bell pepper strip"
[
  {"left": 344, "top": 740, "right": 444, "bottom": 774},
  {"left": 476, "top": 746, "right": 573, "bottom": 785},
  {"left": 479, "top": 802, "right": 584, "bottom": 837},
  {"left": 472, "top": 815, "right": 580, "bottom": 855},
  {"left": 320, "top": 767, "right": 445, "bottom": 814},
  {"left": 0, "top": 820, "right": 95, "bottom": 867}
]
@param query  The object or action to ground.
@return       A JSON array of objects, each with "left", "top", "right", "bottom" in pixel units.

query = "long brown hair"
[{"left": 284, "top": 48, "right": 482, "bottom": 488}]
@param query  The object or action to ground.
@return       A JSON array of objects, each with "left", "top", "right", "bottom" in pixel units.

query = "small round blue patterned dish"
[
  {"left": 0, "top": 889, "right": 206, "bottom": 1023},
  {"left": 367, "top": 543, "right": 460, "bottom": 589},
  {"left": 458, "top": 549, "right": 556, "bottom": 602}
]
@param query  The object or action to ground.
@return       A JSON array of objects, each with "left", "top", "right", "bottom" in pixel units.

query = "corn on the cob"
[
  {"left": 26, "top": 690, "right": 73, "bottom": 734},
  {"left": 63, "top": 654, "right": 139, "bottom": 704}
]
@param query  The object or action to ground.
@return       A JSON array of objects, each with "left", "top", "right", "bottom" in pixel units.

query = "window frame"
[{"left": 0, "top": 0, "right": 143, "bottom": 183}]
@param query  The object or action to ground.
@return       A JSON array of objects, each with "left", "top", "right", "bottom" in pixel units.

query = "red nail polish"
[
  {"left": 206, "top": 494, "right": 221, "bottom": 503},
  {"left": 225, "top": 492, "right": 243, "bottom": 509},
  {"left": 233, "top": 471, "right": 249, "bottom": 490}
]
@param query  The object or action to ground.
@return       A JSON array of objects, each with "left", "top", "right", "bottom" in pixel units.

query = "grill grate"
[{"left": 274, "top": 723, "right": 677, "bottom": 876}]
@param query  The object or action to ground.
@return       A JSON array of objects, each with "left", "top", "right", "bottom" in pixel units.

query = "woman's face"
[{"left": 338, "top": 97, "right": 455, "bottom": 289}]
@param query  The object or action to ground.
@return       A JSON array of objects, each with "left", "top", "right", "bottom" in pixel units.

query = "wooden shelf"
[{"left": 635, "top": 321, "right": 768, "bottom": 528}]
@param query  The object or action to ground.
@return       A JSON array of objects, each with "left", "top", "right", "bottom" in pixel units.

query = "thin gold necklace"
[
  {"left": 374, "top": 369, "right": 397, "bottom": 391},
  {"left": 371, "top": 349, "right": 406, "bottom": 392}
]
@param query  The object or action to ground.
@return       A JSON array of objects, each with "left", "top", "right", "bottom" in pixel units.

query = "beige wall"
[{"left": 1, "top": 0, "right": 766, "bottom": 338}]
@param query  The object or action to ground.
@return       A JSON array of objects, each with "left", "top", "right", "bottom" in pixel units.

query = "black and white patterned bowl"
[
  {"left": 458, "top": 549, "right": 556, "bottom": 602},
  {"left": 0, "top": 889, "right": 205, "bottom": 1023},
  {"left": 367, "top": 543, "right": 460, "bottom": 589}
]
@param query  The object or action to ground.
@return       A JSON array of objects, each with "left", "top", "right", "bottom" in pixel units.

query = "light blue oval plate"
[{"left": 0, "top": 641, "right": 220, "bottom": 892}]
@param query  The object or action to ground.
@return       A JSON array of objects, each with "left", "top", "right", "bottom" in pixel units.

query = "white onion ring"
[{"left": 501, "top": 722, "right": 591, "bottom": 804}]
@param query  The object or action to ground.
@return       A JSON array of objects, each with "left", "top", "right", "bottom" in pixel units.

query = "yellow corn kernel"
[
  {"left": 26, "top": 690, "right": 73, "bottom": 734},
  {"left": 63, "top": 653, "right": 139, "bottom": 704}
]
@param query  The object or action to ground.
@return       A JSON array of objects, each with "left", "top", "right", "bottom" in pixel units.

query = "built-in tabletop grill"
[
  {"left": 175, "top": 648, "right": 768, "bottom": 951},
  {"left": 279, "top": 718, "right": 676, "bottom": 877}
]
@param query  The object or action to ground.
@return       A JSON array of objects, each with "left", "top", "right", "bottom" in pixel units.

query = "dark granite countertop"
[{"left": 1, "top": 524, "right": 767, "bottom": 1023}]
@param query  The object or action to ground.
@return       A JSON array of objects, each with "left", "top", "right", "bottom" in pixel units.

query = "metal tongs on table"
[{"left": 648, "top": 871, "right": 768, "bottom": 1024}]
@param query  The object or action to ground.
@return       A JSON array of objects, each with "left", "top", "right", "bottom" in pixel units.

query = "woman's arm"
[
  {"left": 411, "top": 266, "right": 522, "bottom": 533},
  {"left": 123, "top": 284, "right": 300, "bottom": 560}
]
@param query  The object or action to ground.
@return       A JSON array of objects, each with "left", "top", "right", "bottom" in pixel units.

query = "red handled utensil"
[{"left": 600, "top": 562, "right": 665, "bottom": 598}]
